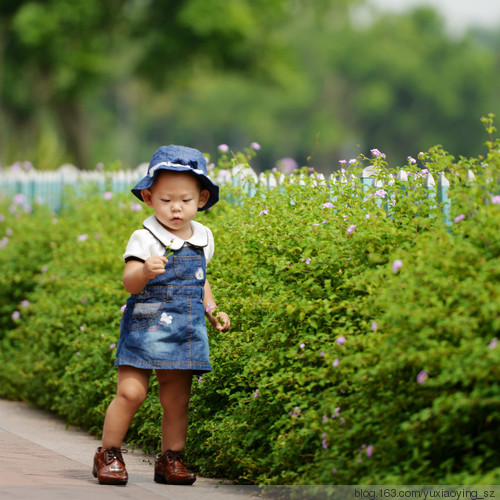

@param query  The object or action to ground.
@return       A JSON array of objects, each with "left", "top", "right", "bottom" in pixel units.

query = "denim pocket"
[
  {"left": 173, "top": 255, "right": 203, "bottom": 280},
  {"left": 130, "top": 301, "right": 163, "bottom": 330}
]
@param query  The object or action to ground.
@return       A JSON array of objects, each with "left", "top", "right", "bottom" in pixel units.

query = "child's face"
[{"left": 141, "top": 171, "right": 209, "bottom": 238}]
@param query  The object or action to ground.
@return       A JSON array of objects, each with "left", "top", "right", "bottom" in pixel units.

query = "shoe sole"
[
  {"left": 92, "top": 467, "right": 128, "bottom": 485},
  {"left": 154, "top": 472, "right": 196, "bottom": 485}
]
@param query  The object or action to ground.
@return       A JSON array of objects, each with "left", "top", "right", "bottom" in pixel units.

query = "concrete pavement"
[{"left": 0, "top": 399, "right": 258, "bottom": 500}]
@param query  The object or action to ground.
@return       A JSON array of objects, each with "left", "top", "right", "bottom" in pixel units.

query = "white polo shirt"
[{"left": 123, "top": 215, "right": 215, "bottom": 264}]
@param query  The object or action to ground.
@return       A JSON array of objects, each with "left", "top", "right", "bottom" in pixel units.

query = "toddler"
[{"left": 92, "top": 145, "right": 230, "bottom": 486}]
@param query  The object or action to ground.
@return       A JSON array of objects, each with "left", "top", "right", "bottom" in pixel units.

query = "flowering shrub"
[{"left": 0, "top": 123, "right": 499, "bottom": 484}]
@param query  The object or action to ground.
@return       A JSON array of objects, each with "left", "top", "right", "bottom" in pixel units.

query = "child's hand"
[
  {"left": 142, "top": 255, "right": 167, "bottom": 280},
  {"left": 207, "top": 310, "right": 230, "bottom": 332}
]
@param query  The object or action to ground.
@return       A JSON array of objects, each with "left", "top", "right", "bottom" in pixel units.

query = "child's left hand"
[{"left": 207, "top": 311, "right": 230, "bottom": 332}]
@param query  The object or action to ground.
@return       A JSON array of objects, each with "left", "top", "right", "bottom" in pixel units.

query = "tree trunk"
[{"left": 53, "top": 98, "right": 90, "bottom": 169}]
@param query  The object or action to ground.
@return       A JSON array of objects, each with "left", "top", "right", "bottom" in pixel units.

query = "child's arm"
[
  {"left": 122, "top": 256, "right": 167, "bottom": 294},
  {"left": 204, "top": 279, "right": 230, "bottom": 332}
]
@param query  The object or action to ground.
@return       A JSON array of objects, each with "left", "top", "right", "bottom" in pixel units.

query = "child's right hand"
[{"left": 142, "top": 255, "right": 168, "bottom": 280}]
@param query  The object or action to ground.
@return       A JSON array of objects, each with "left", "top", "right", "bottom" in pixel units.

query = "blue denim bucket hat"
[{"left": 132, "top": 145, "right": 219, "bottom": 211}]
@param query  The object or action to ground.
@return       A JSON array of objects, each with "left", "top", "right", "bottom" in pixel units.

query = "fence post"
[
  {"left": 373, "top": 178, "right": 384, "bottom": 209},
  {"left": 465, "top": 169, "right": 476, "bottom": 184},
  {"left": 361, "top": 168, "right": 374, "bottom": 201},
  {"left": 424, "top": 172, "right": 437, "bottom": 219},
  {"left": 383, "top": 173, "right": 395, "bottom": 214},
  {"left": 437, "top": 172, "right": 451, "bottom": 226}
]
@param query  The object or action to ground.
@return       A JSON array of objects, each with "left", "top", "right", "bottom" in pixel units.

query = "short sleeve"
[
  {"left": 123, "top": 230, "right": 164, "bottom": 262},
  {"left": 205, "top": 226, "right": 215, "bottom": 265}
]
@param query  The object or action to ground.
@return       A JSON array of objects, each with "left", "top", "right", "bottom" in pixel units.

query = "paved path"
[{"left": 0, "top": 399, "right": 257, "bottom": 500}]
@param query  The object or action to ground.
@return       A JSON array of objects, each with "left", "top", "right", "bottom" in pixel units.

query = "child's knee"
[{"left": 117, "top": 383, "right": 147, "bottom": 408}]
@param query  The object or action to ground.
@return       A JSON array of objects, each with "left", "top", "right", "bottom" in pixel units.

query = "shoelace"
[
  {"left": 165, "top": 450, "right": 185, "bottom": 464},
  {"left": 105, "top": 447, "right": 128, "bottom": 464}
]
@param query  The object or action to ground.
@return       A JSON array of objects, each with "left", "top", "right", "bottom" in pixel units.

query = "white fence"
[
  {"left": 0, "top": 162, "right": 487, "bottom": 225},
  {"left": 0, "top": 165, "right": 146, "bottom": 212}
]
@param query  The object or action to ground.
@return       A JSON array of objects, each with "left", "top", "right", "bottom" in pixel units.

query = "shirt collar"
[{"left": 143, "top": 215, "right": 208, "bottom": 250}]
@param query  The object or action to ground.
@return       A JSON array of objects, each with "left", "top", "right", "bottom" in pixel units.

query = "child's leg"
[
  {"left": 102, "top": 365, "right": 152, "bottom": 448},
  {"left": 155, "top": 369, "right": 193, "bottom": 452}
]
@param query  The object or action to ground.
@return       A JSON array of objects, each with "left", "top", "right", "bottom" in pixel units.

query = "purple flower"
[
  {"left": 275, "top": 157, "right": 298, "bottom": 173},
  {"left": 339, "top": 160, "right": 346, "bottom": 165},
  {"left": 76, "top": 352, "right": 81, "bottom": 356},
  {"left": 321, "top": 433, "right": 328, "bottom": 449},
  {"left": 77, "top": 234, "right": 88, "bottom": 242},
  {"left": 205, "top": 302, "right": 216, "bottom": 314},
  {"left": 96, "top": 162, "right": 104, "bottom": 171},
  {"left": 488, "top": 338, "right": 498, "bottom": 349},
  {"left": 332, "top": 358, "right": 340, "bottom": 367},
  {"left": 375, "top": 189, "right": 387, "bottom": 197},
  {"left": 370, "top": 148, "right": 386, "bottom": 159},
  {"left": 322, "top": 415, "right": 328, "bottom": 423},
  {"left": 371, "top": 321, "right": 378, "bottom": 331},
  {"left": 259, "top": 209, "right": 269, "bottom": 216},
  {"left": 120, "top": 304, "right": 127, "bottom": 313},
  {"left": 336, "top": 336, "right": 346, "bottom": 345},
  {"left": 109, "top": 343, "right": 116, "bottom": 350},
  {"left": 130, "top": 203, "right": 142, "bottom": 212},
  {"left": 417, "top": 370, "right": 428, "bottom": 384},
  {"left": 320, "top": 351, "right": 325, "bottom": 357},
  {"left": 253, "top": 389, "right": 259, "bottom": 398},
  {"left": 454, "top": 214, "right": 466, "bottom": 223},
  {"left": 346, "top": 224, "right": 356, "bottom": 235},
  {"left": 13, "top": 193, "right": 26, "bottom": 205},
  {"left": 301, "top": 258, "right": 311, "bottom": 265},
  {"left": 323, "top": 202, "right": 334, "bottom": 209},
  {"left": 300, "top": 343, "right": 306, "bottom": 349},
  {"left": 12, "top": 310, "right": 20, "bottom": 321},
  {"left": 21, "top": 300, "right": 30, "bottom": 308},
  {"left": 103, "top": 191, "right": 113, "bottom": 200},
  {"left": 331, "top": 407, "right": 341, "bottom": 418},
  {"left": 392, "top": 259, "right": 403, "bottom": 274},
  {"left": 407, "top": 156, "right": 417, "bottom": 164},
  {"left": 251, "top": 142, "right": 261, "bottom": 150},
  {"left": 492, "top": 195, "right": 500, "bottom": 204},
  {"left": 366, "top": 445, "right": 374, "bottom": 457},
  {"left": 218, "top": 144, "right": 229, "bottom": 152}
]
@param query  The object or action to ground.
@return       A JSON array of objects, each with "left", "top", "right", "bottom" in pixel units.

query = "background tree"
[
  {"left": 0, "top": 0, "right": 499, "bottom": 171},
  {"left": 0, "top": 0, "right": 306, "bottom": 168}
]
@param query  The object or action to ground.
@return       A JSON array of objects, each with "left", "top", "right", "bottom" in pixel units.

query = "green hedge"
[{"left": 1, "top": 129, "right": 499, "bottom": 485}]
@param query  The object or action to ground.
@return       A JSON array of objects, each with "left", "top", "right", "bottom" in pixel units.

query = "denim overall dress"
[{"left": 115, "top": 243, "right": 211, "bottom": 375}]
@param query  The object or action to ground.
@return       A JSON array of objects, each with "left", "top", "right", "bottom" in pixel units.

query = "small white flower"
[
  {"left": 195, "top": 268, "right": 204, "bottom": 280},
  {"left": 160, "top": 313, "right": 173, "bottom": 325}
]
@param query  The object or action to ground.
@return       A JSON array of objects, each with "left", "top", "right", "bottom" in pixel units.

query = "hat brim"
[{"left": 131, "top": 166, "right": 219, "bottom": 211}]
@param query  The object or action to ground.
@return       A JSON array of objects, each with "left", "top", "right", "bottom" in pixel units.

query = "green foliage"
[{"left": 0, "top": 131, "right": 499, "bottom": 484}]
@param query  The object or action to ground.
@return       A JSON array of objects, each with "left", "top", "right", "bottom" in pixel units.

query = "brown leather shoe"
[
  {"left": 154, "top": 450, "right": 196, "bottom": 485},
  {"left": 92, "top": 447, "right": 128, "bottom": 485}
]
